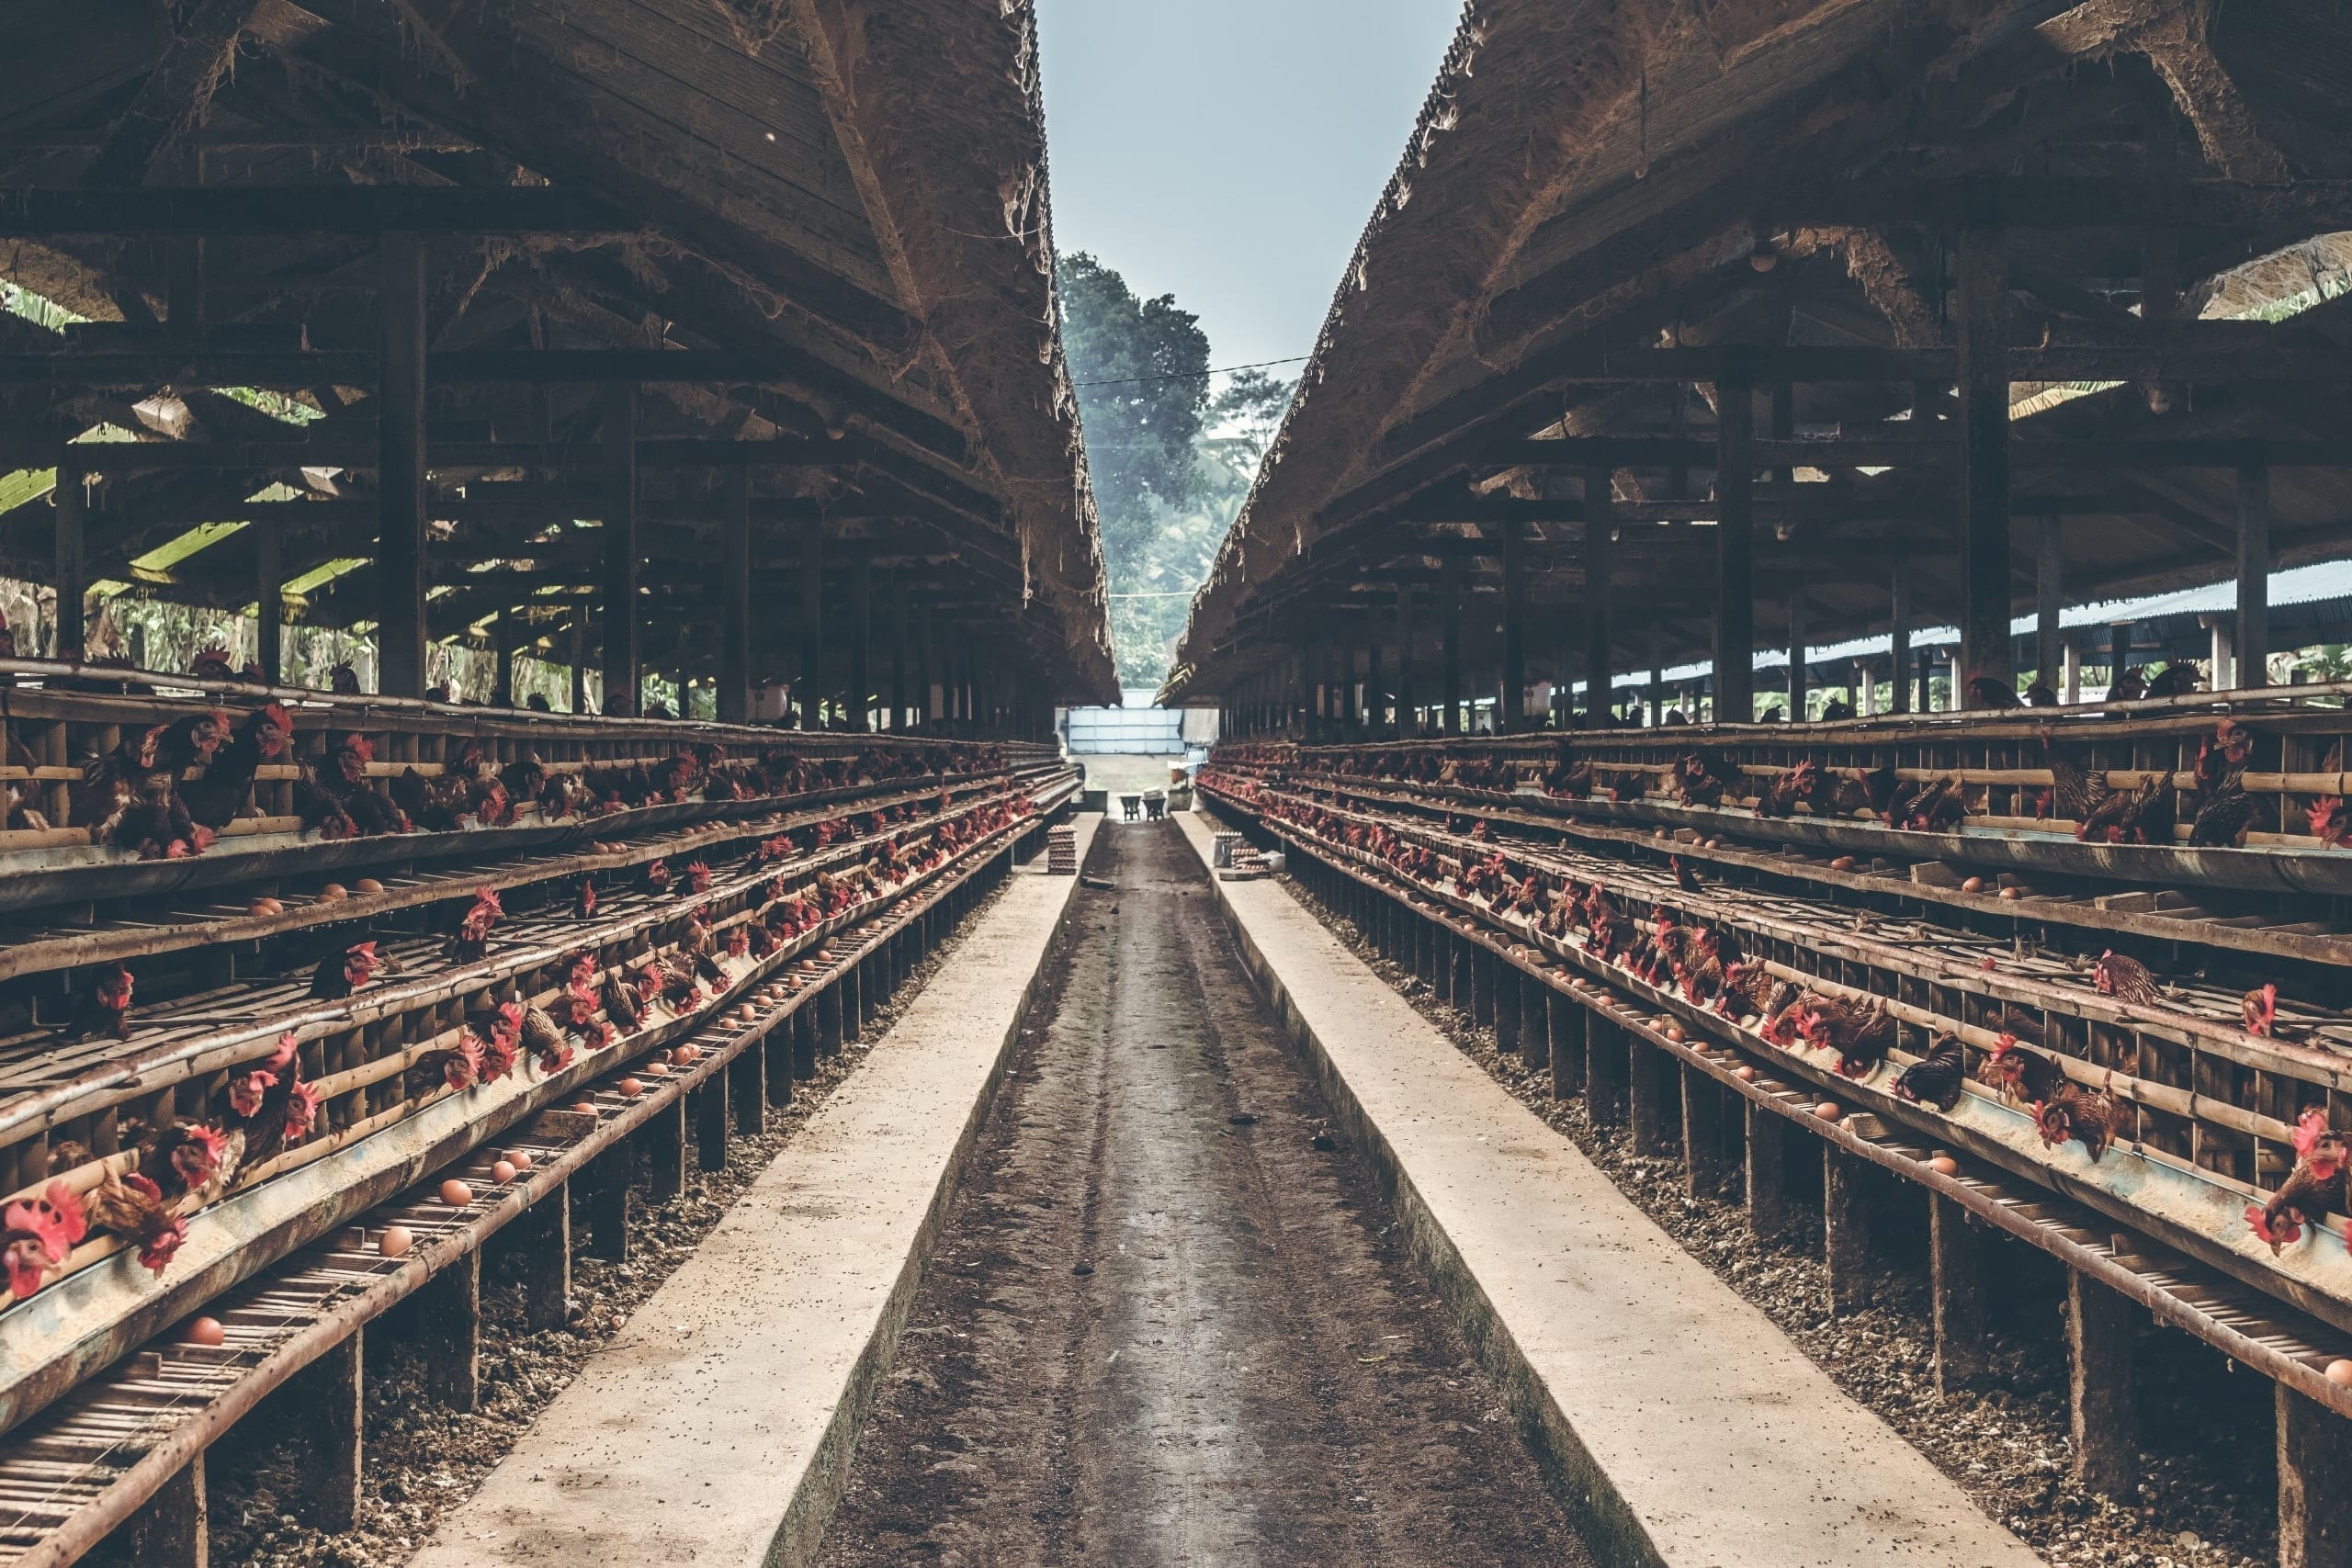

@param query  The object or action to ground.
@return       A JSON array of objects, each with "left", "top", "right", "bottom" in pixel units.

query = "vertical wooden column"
[
  {"left": 695, "top": 1071, "right": 730, "bottom": 1171},
  {"left": 1889, "top": 565, "right": 1913, "bottom": 714},
  {"left": 1785, "top": 592, "right": 1806, "bottom": 721},
  {"left": 1520, "top": 976, "right": 1550, "bottom": 1069},
  {"left": 1584, "top": 464, "right": 1614, "bottom": 723},
  {"left": 1550, "top": 988, "right": 1585, "bottom": 1098},
  {"left": 916, "top": 604, "right": 935, "bottom": 729},
  {"left": 1645, "top": 625, "right": 1665, "bottom": 728},
  {"left": 890, "top": 578, "right": 910, "bottom": 729},
  {"left": 419, "top": 1247, "right": 481, "bottom": 1411},
  {"left": 791, "top": 1007, "right": 819, "bottom": 1079},
  {"left": 849, "top": 549, "right": 874, "bottom": 731},
  {"left": 797, "top": 517, "right": 824, "bottom": 728},
  {"left": 600, "top": 382, "right": 639, "bottom": 716},
  {"left": 128, "top": 1451, "right": 208, "bottom": 1566},
  {"left": 1627, "top": 1043, "right": 1670, "bottom": 1155},
  {"left": 1493, "top": 962, "right": 1521, "bottom": 1053},
  {"left": 2068, "top": 1270, "right": 2139, "bottom": 1495},
  {"left": 52, "top": 457, "right": 85, "bottom": 660},
  {"left": 254, "top": 518, "right": 281, "bottom": 684},
  {"left": 2036, "top": 518, "right": 2064, "bottom": 692},
  {"left": 645, "top": 1090, "right": 686, "bottom": 1198},
  {"left": 2278, "top": 1383, "right": 2352, "bottom": 1568},
  {"left": 1714, "top": 358, "right": 1755, "bottom": 723},
  {"left": 1929, "top": 1191, "right": 1986, "bottom": 1392},
  {"left": 1394, "top": 583, "right": 1416, "bottom": 736},
  {"left": 1499, "top": 519, "right": 1525, "bottom": 730},
  {"left": 519, "top": 1186, "right": 571, "bottom": 1331},
  {"left": 1682, "top": 1066, "right": 1726, "bottom": 1195},
  {"left": 1365, "top": 628, "right": 1385, "bottom": 734},
  {"left": 1586, "top": 1012, "right": 1628, "bottom": 1125},
  {"left": 1744, "top": 1101, "right": 1795, "bottom": 1241},
  {"left": 1956, "top": 223, "right": 2014, "bottom": 704},
  {"left": 2238, "top": 460, "right": 2271, "bottom": 689},
  {"left": 377, "top": 231, "right": 428, "bottom": 698},
  {"left": 1441, "top": 552, "right": 1463, "bottom": 735},
  {"left": 1823, "top": 1147, "right": 1871, "bottom": 1314},
  {"left": 718, "top": 468, "right": 752, "bottom": 723},
  {"left": 297, "top": 1329, "right": 362, "bottom": 1531},
  {"left": 585, "top": 1148, "right": 629, "bottom": 1262}
]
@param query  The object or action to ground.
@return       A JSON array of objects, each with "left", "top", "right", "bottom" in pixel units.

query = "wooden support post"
[
  {"left": 688, "top": 1065, "right": 728, "bottom": 1171},
  {"left": 1500, "top": 518, "right": 1525, "bottom": 729},
  {"left": 1446, "top": 932, "right": 1470, "bottom": 1008},
  {"left": 1521, "top": 976, "right": 1550, "bottom": 1069},
  {"left": 1442, "top": 552, "right": 1463, "bottom": 735},
  {"left": 797, "top": 516, "right": 823, "bottom": 728},
  {"left": 1550, "top": 988, "right": 1585, "bottom": 1099},
  {"left": 850, "top": 548, "right": 873, "bottom": 731},
  {"left": 1744, "top": 1100, "right": 1795, "bottom": 1242},
  {"left": 569, "top": 607, "right": 587, "bottom": 715},
  {"left": 1889, "top": 565, "right": 1912, "bottom": 715},
  {"left": 765, "top": 1021, "right": 797, "bottom": 1104},
  {"left": 52, "top": 458, "right": 84, "bottom": 660},
  {"left": 1823, "top": 1146, "right": 1871, "bottom": 1314},
  {"left": 890, "top": 578, "right": 910, "bottom": 730},
  {"left": 2278, "top": 1382, "right": 2352, "bottom": 1568},
  {"left": 1395, "top": 583, "right": 1416, "bottom": 737},
  {"left": 645, "top": 1089, "right": 686, "bottom": 1199},
  {"left": 718, "top": 467, "right": 751, "bottom": 723},
  {"left": 1957, "top": 225, "right": 2014, "bottom": 704},
  {"left": 731, "top": 1039, "right": 768, "bottom": 1134},
  {"left": 1586, "top": 1013, "right": 1628, "bottom": 1125},
  {"left": 792, "top": 1006, "right": 819, "bottom": 1079},
  {"left": 1682, "top": 1065, "right": 1726, "bottom": 1196},
  {"left": 1645, "top": 625, "right": 1665, "bottom": 728},
  {"left": 1930, "top": 1191, "right": 1987, "bottom": 1393},
  {"left": 377, "top": 231, "right": 427, "bottom": 698},
  {"left": 2036, "top": 517, "right": 2064, "bottom": 691},
  {"left": 600, "top": 382, "right": 639, "bottom": 716},
  {"left": 295, "top": 1329, "right": 361, "bottom": 1532},
  {"left": 1628, "top": 1041, "right": 1671, "bottom": 1155},
  {"left": 2068, "top": 1270, "right": 2139, "bottom": 1495},
  {"left": 2239, "top": 461, "right": 2271, "bottom": 689},
  {"left": 254, "top": 517, "right": 281, "bottom": 684},
  {"left": 1785, "top": 592, "right": 1807, "bottom": 721},
  {"left": 1469, "top": 945, "right": 1496, "bottom": 1026},
  {"left": 1584, "top": 463, "right": 1614, "bottom": 721},
  {"left": 519, "top": 1186, "right": 570, "bottom": 1332},
  {"left": 1714, "top": 359, "right": 1755, "bottom": 723},
  {"left": 127, "top": 1451, "right": 207, "bottom": 1567},
  {"left": 817, "top": 981, "right": 843, "bottom": 1055},
  {"left": 1494, "top": 961, "right": 1521, "bottom": 1053},
  {"left": 418, "top": 1247, "right": 481, "bottom": 1411},
  {"left": 585, "top": 1147, "right": 629, "bottom": 1262}
]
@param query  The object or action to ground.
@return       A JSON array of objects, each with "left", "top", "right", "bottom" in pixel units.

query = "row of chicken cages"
[
  {"left": 0, "top": 773, "right": 1057, "bottom": 1397},
  {"left": 1204, "top": 770, "right": 2352, "bottom": 1334},
  {"left": 0, "top": 678, "right": 1039, "bottom": 854},
  {"left": 1216, "top": 694, "right": 2352, "bottom": 851}
]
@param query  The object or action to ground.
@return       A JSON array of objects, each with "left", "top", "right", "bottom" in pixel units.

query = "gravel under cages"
[
  {"left": 1290, "top": 877, "right": 2280, "bottom": 1568},
  {"left": 79, "top": 877, "right": 1014, "bottom": 1568}
]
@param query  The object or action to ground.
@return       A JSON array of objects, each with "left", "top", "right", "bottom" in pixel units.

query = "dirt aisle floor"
[{"left": 817, "top": 820, "right": 1590, "bottom": 1568}]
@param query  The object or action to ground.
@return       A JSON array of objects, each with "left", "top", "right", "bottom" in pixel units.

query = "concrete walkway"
[
  {"left": 1174, "top": 811, "right": 2043, "bottom": 1568},
  {"left": 410, "top": 819, "right": 1097, "bottom": 1568}
]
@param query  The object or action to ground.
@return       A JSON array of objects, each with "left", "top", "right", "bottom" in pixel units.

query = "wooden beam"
[
  {"left": 798, "top": 516, "right": 824, "bottom": 726},
  {"left": 376, "top": 231, "right": 427, "bottom": 698},
  {"left": 1956, "top": 226, "right": 2013, "bottom": 705},
  {"left": 254, "top": 517, "right": 280, "bottom": 683},
  {"left": 850, "top": 548, "right": 873, "bottom": 733},
  {"left": 2238, "top": 462, "right": 2271, "bottom": 689},
  {"left": 1441, "top": 551, "right": 1463, "bottom": 735},
  {"left": 52, "top": 459, "right": 84, "bottom": 660},
  {"left": 0, "top": 184, "right": 628, "bottom": 234},
  {"left": 599, "top": 384, "right": 639, "bottom": 716},
  {"left": 83, "top": 0, "right": 267, "bottom": 190},
  {"left": 2036, "top": 518, "right": 2064, "bottom": 685},
  {"left": 1583, "top": 465, "right": 1613, "bottom": 718},
  {"left": 1499, "top": 517, "right": 1525, "bottom": 728},
  {"left": 1784, "top": 175, "right": 2352, "bottom": 231}
]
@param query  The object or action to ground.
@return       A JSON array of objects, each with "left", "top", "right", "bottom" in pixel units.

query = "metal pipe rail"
[
  {"left": 0, "top": 775, "right": 1070, "bottom": 1438},
  {"left": 0, "top": 784, "right": 1071, "bottom": 1566}
]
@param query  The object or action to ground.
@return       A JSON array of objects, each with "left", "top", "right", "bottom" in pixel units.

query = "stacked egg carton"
[{"left": 1046, "top": 824, "right": 1079, "bottom": 874}]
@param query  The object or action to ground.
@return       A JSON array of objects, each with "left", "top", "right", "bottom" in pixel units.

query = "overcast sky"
[{"left": 1035, "top": 0, "right": 1466, "bottom": 377}]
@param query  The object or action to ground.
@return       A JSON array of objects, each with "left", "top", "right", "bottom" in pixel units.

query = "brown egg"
[
  {"left": 507, "top": 1150, "right": 535, "bottom": 1172},
  {"left": 1961, "top": 875, "right": 1984, "bottom": 894},
  {"left": 1814, "top": 1101, "right": 1843, "bottom": 1122},
  {"left": 316, "top": 883, "right": 347, "bottom": 902},
  {"left": 247, "top": 898, "right": 280, "bottom": 919},
  {"left": 439, "top": 1179, "right": 473, "bottom": 1207},
  {"left": 1664, "top": 1023, "right": 1685, "bottom": 1043},
  {"left": 492, "top": 1159, "right": 519, "bottom": 1184},
  {"left": 738, "top": 1003, "right": 757, "bottom": 1021},
  {"left": 1735, "top": 1065, "right": 1758, "bottom": 1082},
  {"left": 616, "top": 1077, "right": 645, "bottom": 1099},
  {"left": 378, "top": 1224, "right": 414, "bottom": 1258},
  {"left": 184, "top": 1316, "right": 227, "bottom": 1348},
  {"left": 2328, "top": 1359, "right": 2352, "bottom": 1388},
  {"left": 567, "top": 1101, "right": 599, "bottom": 1117},
  {"left": 355, "top": 877, "right": 385, "bottom": 894},
  {"left": 643, "top": 1062, "right": 671, "bottom": 1077},
  {"left": 1928, "top": 1156, "right": 1960, "bottom": 1177},
  {"left": 1829, "top": 855, "right": 1856, "bottom": 872},
  {"left": 1704, "top": 837, "right": 1722, "bottom": 850},
  {"left": 672, "top": 1044, "right": 702, "bottom": 1066},
  {"left": 1998, "top": 886, "right": 2022, "bottom": 901}
]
